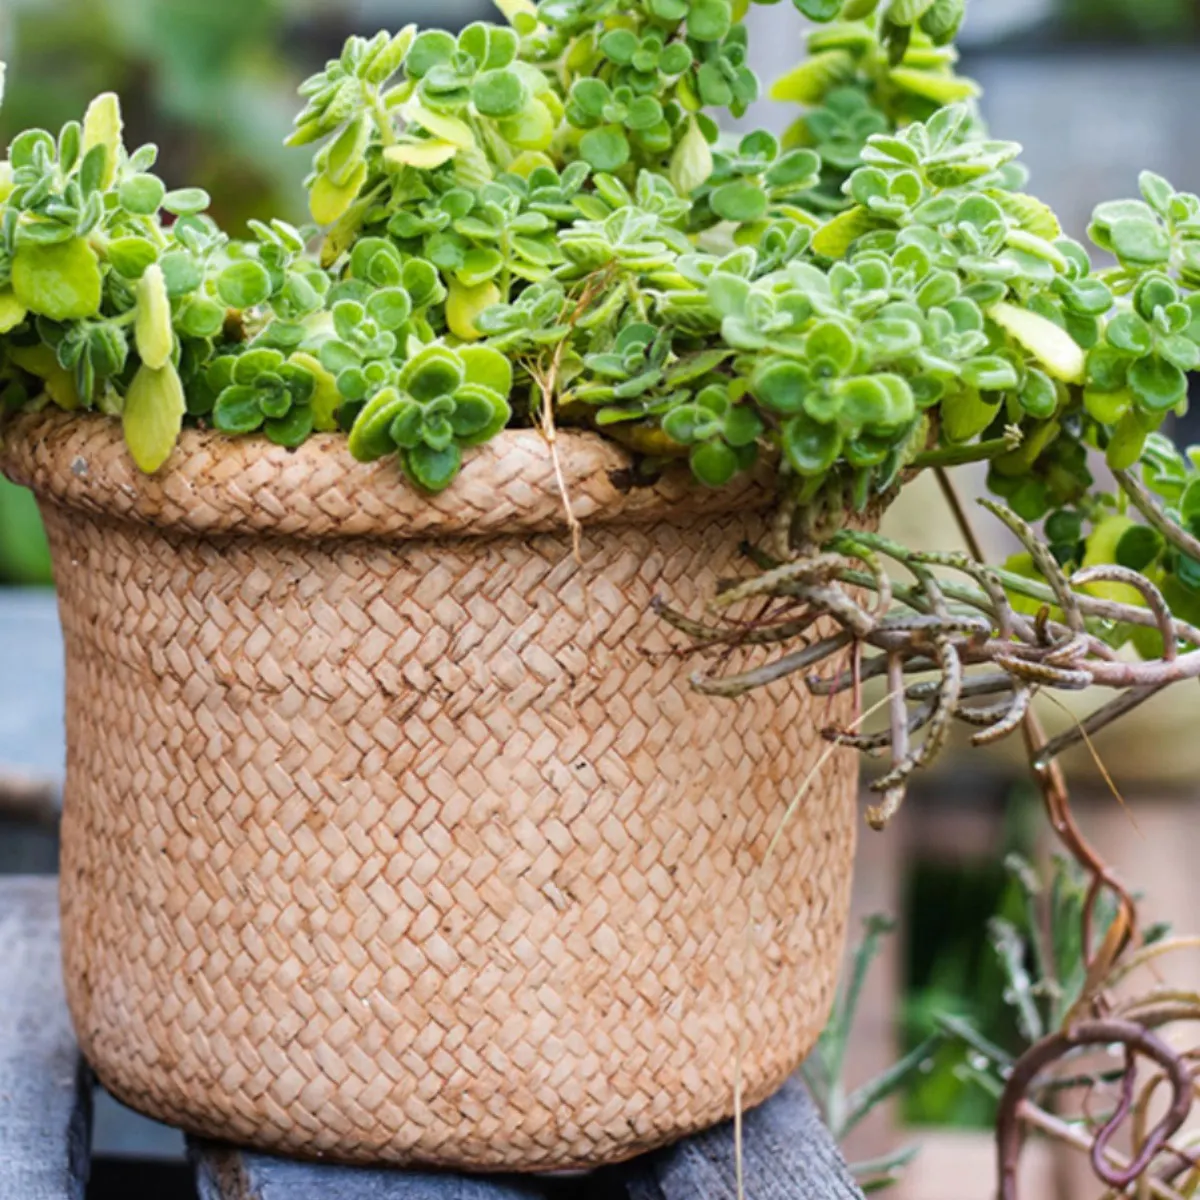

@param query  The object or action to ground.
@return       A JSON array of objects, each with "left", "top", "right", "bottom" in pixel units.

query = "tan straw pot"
[{"left": 0, "top": 409, "right": 859, "bottom": 1171}]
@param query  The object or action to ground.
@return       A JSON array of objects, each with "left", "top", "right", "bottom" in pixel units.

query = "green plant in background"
[
  {"left": 1059, "top": 0, "right": 1197, "bottom": 41},
  {"left": 0, "top": 0, "right": 308, "bottom": 231}
]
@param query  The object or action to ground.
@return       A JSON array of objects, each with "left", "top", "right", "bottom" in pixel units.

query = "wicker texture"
[{"left": 1, "top": 412, "right": 859, "bottom": 1171}]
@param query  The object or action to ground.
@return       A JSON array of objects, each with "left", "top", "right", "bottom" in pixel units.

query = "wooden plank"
[
  {"left": 192, "top": 1145, "right": 556, "bottom": 1199},
  {"left": 0, "top": 876, "right": 91, "bottom": 1200},
  {"left": 625, "top": 1079, "right": 864, "bottom": 1200},
  {"left": 0, "top": 589, "right": 64, "bottom": 785},
  {"left": 194, "top": 1079, "right": 863, "bottom": 1199}
]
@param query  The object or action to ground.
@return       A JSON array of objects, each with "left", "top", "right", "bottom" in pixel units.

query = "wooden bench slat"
[
  {"left": 193, "top": 1079, "right": 865, "bottom": 1200},
  {"left": 627, "top": 1079, "right": 865, "bottom": 1200},
  {"left": 0, "top": 876, "right": 90, "bottom": 1200},
  {"left": 192, "top": 1145, "right": 553, "bottom": 1199}
]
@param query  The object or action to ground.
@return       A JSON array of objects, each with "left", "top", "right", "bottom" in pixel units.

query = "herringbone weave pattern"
[{"left": 1, "top": 413, "right": 859, "bottom": 1170}]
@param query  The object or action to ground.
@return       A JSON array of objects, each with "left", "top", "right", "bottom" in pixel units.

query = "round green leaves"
[{"left": 217, "top": 261, "right": 273, "bottom": 310}]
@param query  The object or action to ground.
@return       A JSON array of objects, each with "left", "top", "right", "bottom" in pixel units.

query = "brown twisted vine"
[
  {"left": 662, "top": 468, "right": 1200, "bottom": 1197},
  {"left": 995, "top": 1021, "right": 1193, "bottom": 1197}
]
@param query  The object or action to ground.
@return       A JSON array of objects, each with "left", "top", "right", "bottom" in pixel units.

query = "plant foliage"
[{"left": 0, "top": 0, "right": 1198, "bottom": 638}]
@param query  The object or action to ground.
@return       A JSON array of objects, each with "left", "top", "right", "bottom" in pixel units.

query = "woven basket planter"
[{"left": 0, "top": 410, "right": 859, "bottom": 1171}]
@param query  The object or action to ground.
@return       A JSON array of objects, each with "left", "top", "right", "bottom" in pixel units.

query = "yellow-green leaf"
[
  {"left": 0, "top": 290, "right": 27, "bottom": 334},
  {"left": 812, "top": 206, "right": 885, "bottom": 259},
  {"left": 309, "top": 161, "right": 368, "bottom": 226},
  {"left": 0, "top": 162, "right": 13, "bottom": 204},
  {"left": 887, "top": 68, "right": 980, "bottom": 105},
  {"left": 402, "top": 102, "right": 476, "bottom": 149},
  {"left": 82, "top": 92, "right": 123, "bottom": 190},
  {"left": 990, "top": 191, "right": 1062, "bottom": 242},
  {"left": 507, "top": 151, "right": 556, "bottom": 178},
  {"left": 8, "top": 344, "right": 82, "bottom": 410},
  {"left": 384, "top": 140, "right": 459, "bottom": 170},
  {"left": 769, "top": 51, "right": 854, "bottom": 106},
  {"left": 669, "top": 117, "right": 714, "bottom": 196},
  {"left": 446, "top": 278, "right": 501, "bottom": 341},
  {"left": 135, "top": 263, "right": 173, "bottom": 370},
  {"left": 497, "top": 100, "right": 556, "bottom": 153},
  {"left": 289, "top": 352, "right": 342, "bottom": 432},
  {"left": 989, "top": 302, "right": 1085, "bottom": 384},
  {"left": 493, "top": 0, "right": 540, "bottom": 33},
  {"left": 11, "top": 238, "right": 103, "bottom": 321},
  {"left": 122, "top": 361, "right": 185, "bottom": 474}
]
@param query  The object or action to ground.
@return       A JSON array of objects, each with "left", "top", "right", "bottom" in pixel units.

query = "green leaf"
[
  {"left": 1019, "top": 368, "right": 1059, "bottom": 420},
  {"left": 446, "top": 279, "right": 500, "bottom": 341},
  {"left": 807, "top": 321, "right": 856, "bottom": 372},
  {"left": 118, "top": 173, "right": 167, "bottom": 216},
  {"left": 289, "top": 352, "right": 342, "bottom": 432},
  {"left": 989, "top": 302, "right": 1085, "bottom": 384},
  {"left": 859, "top": 318, "right": 921, "bottom": 361},
  {"left": 812, "top": 207, "right": 884, "bottom": 259},
  {"left": 689, "top": 441, "right": 740, "bottom": 487},
  {"left": 404, "top": 346, "right": 466, "bottom": 401},
  {"left": 135, "top": 264, "right": 174, "bottom": 371},
  {"left": 107, "top": 237, "right": 159, "bottom": 280},
  {"left": 212, "top": 385, "right": 267, "bottom": 435},
  {"left": 11, "top": 239, "right": 103, "bottom": 321},
  {"left": 265, "top": 405, "right": 316, "bottom": 449},
  {"left": 160, "top": 251, "right": 203, "bottom": 297},
  {"left": 942, "top": 388, "right": 1000, "bottom": 443},
  {"left": 769, "top": 50, "right": 854, "bottom": 106},
  {"left": 405, "top": 442, "right": 463, "bottom": 491},
  {"left": 218, "top": 260, "right": 273, "bottom": 309},
  {"left": 754, "top": 360, "right": 809, "bottom": 415},
  {"left": 887, "top": 68, "right": 979, "bottom": 105},
  {"left": 885, "top": 0, "right": 936, "bottom": 20},
  {"left": 0, "top": 290, "right": 27, "bottom": 335},
  {"left": 710, "top": 182, "right": 769, "bottom": 225},
  {"left": 1115, "top": 524, "right": 1165, "bottom": 572},
  {"left": 1109, "top": 217, "right": 1170, "bottom": 267},
  {"left": 162, "top": 188, "right": 211, "bottom": 217},
  {"left": 406, "top": 30, "right": 456, "bottom": 78},
  {"left": 366, "top": 287, "right": 413, "bottom": 331},
  {"left": 781, "top": 412, "right": 842, "bottom": 477},
  {"left": 1129, "top": 354, "right": 1187, "bottom": 413},
  {"left": 687, "top": 0, "right": 733, "bottom": 42},
  {"left": 81, "top": 92, "right": 122, "bottom": 190},
  {"left": 348, "top": 387, "right": 408, "bottom": 461},
  {"left": 472, "top": 68, "right": 529, "bottom": 118},
  {"left": 459, "top": 344, "right": 513, "bottom": 396},
  {"left": 122, "top": 361, "right": 185, "bottom": 474},
  {"left": 1106, "top": 410, "right": 1149, "bottom": 471},
  {"left": 579, "top": 126, "right": 630, "bottom": 172},
  {"left": 670, "top": 117, "right": 714, "bottom": 196},
  {"left": 765, "top": 149, "right": 820, "bottom": 189}
]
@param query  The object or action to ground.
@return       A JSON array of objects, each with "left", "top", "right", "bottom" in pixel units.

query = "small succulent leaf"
[
  {"left": 135, "top": 264, "right": 174, "bottom": 371},
  {"left": 123, "top": 361, "right": 186, "bottom": 474}
]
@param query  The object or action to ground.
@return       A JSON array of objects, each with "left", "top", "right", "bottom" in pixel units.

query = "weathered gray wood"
[
  {"left": 0, "top": 876, "right": 91, "bottom": 1200},
  {"left": 192, "top": 1145, "right": 555, "bottom": 1199},
  {"left": 0, "top": 589, "right": 64, "bottom": 784},
  {"left": 625, "top": 1079, "right": 864, "bottom": 1200},
  {"left": 192, "top": 1077, "right": 863, "bottom": 1200}
]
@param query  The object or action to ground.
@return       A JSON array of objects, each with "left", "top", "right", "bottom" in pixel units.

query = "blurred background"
[{"left": 3, "top": 2, "right": 1200, "bottom": 1197}]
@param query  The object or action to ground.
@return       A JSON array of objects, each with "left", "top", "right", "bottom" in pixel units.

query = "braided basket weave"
[{"left": 0, "top": 410, "right": 859, "bottom": 1171}]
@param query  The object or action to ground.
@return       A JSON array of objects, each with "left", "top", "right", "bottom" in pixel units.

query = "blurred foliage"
[
  {"left": 0, "top": 0, "right": 311, "bottom": 231},
  {"left": 0, "top": 0, "right": 323, "bottom": 584},
  {"left": 900, "top": 786, "right": 1039, "bottom": 1129},
  {"left": 0, "top": 473, "right": 51, "bottom": 583},
  {"left": 1058, "top": 0, "right": 1198, "bottom": 40}
]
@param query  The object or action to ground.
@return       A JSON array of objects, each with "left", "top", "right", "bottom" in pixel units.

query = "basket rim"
[{"left": 0, "top": 409, "right": 774, "bottom": 542}]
